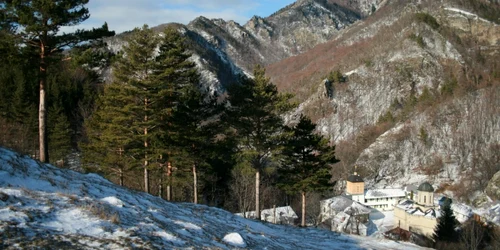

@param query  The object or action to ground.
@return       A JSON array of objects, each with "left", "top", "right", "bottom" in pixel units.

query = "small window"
[{"left": 424, "top": 196, "right": 426, "bottom": 203}]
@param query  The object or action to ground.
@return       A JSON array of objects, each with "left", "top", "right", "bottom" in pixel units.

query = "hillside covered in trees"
[{"left": 0, "top": 0, "right": 342, "bottom": 228}]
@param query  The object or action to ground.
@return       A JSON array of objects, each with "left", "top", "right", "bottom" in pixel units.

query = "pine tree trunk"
[
  {"left": 193, "top": 163, "right": 198, "bottom": 204},
  {"left": 255, "top": 170, "right": 260, "bottom": 220},
  {"left": 273, "top": 205, "right": 276, "bottom": 224},
  {"left": 301, "top": 191, "right": 306, "bottom": 227},
  {"left": 158, "top": 170, "right": 163, "bottom": 198},
  {"left": 144, "top": 166, "right": 149, "bottom": 193},
  {"left": 119, "top": 148, "right": 124, "bottom": 186},
  {"left": 158, "top": 155, "right": 163, "bottom": 198},
  {"left": 144, "top": 98, "right": 149, "bottom": 193},
  {"left": 167, "top": 162, "right": 172, "bottom": 201},
  {"left": 39, "top": 42, "right": 49, "bottom": 163},
  {"left": 143, "top": 128, "right": 149, "bottom": 193},
  {"left": 119, "top": 168, "right": 123, "bottom": 186}
]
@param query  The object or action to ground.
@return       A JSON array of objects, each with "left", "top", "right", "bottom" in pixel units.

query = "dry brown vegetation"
[
  {"left": 266, "top": 1, "right": 412, "bottom": 100},
  {"left": 266, "top": 0, "right": 500, "bottom": 201}
]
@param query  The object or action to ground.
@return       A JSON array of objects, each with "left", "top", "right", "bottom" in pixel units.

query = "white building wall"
[
  {"left": 352, "top": 194, "right": 365, "bottom": 203},
  {"left": 364, "top": 196, "right": 405, "bottom": 211}
]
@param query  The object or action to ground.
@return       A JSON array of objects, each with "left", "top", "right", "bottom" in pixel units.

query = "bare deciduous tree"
[{"left": 230, "top": 166, "right": 255, "bottom": 218}]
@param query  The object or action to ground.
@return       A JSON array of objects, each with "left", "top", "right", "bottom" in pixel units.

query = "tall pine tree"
[
  {"left": 103, "top": 25, "right": 162, "bottom": 194},
  {"left": 278, "top": 115, "right": 338, "bottom": 226},
  {"left": 170, "top": 82, "right": 223, "bottom": 203},
  {"left": 152, "top": 26, "right": 205, "bottom": 199},
  {"left": 433, "top": 203, "right": 458, "bottom": 243},
  {"left": 1, "top": 0, "right": 114, "bottom": 162},
  {"left": 81, "top": 82, "right": 134, "bottom": 186},
  {"left": 225, "top": 65, "right": 295, "bottom": 219}
]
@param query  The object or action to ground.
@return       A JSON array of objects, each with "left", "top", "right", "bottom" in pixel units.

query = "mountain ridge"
[{"left": 105, "top": 0, "right": 367, "bottom": 91}]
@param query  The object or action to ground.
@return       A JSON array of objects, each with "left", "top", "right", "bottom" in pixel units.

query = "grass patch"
[{"left": 80, "top": 201, "right": 121, "bottom": 225}]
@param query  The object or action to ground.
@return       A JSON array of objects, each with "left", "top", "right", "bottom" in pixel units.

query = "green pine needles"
[
  {"left": 83, "top": 25, "right": 202, "bottom": 194},
  {"left": 278, "top": 115, "right": 339, "bottom": 226},
  {"left": 433, "top": 203, "right": 458, "bottom": 243}
]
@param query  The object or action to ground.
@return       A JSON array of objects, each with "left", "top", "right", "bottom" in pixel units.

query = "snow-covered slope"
[{"left": 0, "top": 148, "right": 427, "bottom": 249}]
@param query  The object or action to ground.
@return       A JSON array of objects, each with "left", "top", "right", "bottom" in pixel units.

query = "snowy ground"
[
  {"left": 368, "top": 211, "right": 395, "bottom": 238},
  {"left": 0, "top": 147, "right": 429, "bottom": 249}
]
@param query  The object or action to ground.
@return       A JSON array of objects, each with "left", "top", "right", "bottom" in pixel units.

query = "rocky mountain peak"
[{"left": 177, "top": 0, "right": 364, "bottom": 88}]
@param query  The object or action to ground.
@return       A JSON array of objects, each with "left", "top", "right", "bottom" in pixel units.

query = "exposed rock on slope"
[
  {"left": 486, "top": 171, "right": 500, "bottom": 201},
  {"left": 266, "top": 0, "right": 500, "bottom": 203},
  {"left": 104, "top": 0, "right": 363, "bottom": 92}
]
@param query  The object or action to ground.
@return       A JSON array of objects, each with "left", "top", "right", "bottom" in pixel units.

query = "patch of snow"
[
  {"left": 0, "top": 207, "right": 29, "bottom": 224},
  {"left": 223, "top": 232, "right": 247, "bottom": 248},
  {"left": 42, "top": 208, "right": 105, "bottom": 236},
  {"left": 154, "top": 231, "right": 184, "bottom": 244},
  {"left": 345, "top": 69, "right": 359, "bottom": 76},
  {"left": 365, "top": 189, "right": 406, "bottom": 199},
  {"left": 173, "top": 220, "right": 202, "bottom": 230},
  {"left": 445, "top": 7, "right": 491, "bottom": 23},
  {"left": 101, "top": 196, "right": 124, "bottom": 208}
]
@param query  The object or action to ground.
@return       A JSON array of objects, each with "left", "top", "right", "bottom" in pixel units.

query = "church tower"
[
  {"left": 346, "top": 167, "right": 365, "bottom": 203},
  {"left": 416, "top": 182, "right": 435, "bottom": 208}
]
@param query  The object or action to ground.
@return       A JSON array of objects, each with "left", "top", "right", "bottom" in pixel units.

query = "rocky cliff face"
[
  {"left": 243, "top": 0, "right": 361, "bottom": 58},
  {"left": 266, "top": 0, "right": 500, "bottom": 205},
  {"left": 104, "top": 0, "right": 364, "bottom": 93}
]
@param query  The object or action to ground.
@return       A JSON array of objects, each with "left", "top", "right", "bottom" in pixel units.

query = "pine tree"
[
  {"left": 82, "top": 83, "right": 134, "bottom": 186},
  {"left": 433, "top": 203, "right": 458, "bottom": 243},
  {"left": 103, "top": 25, "right": 163, "bottom": 194},
  {"left": 225, "top": 65, "right": 295, "bottom": 219},
  {"left": 278, "top": 115, "right": 338, "bottom": 226},
  {"left": 83, "top": 25, "right": 203, "bottom": 195},
  {"left": 1, "top": 0, "right": 114, "bottom": 162},
  {"left": 47, "top": 102, "right": 72, "bottom": 164},
  {"left": 170, "top": 83, "right": 223, "bottom": 203},
  {"left": 0, "top": 54, "right": 38, "bottom": 154},
  {"left": 153, "top": 26, "right": 222, "bottom": 201}
]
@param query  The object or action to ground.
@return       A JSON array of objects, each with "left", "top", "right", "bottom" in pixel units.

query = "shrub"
[
  {"left": 415, "top": 13, "right": 440, "bottom": 30},
  {"left": 418, "top": 126, "right": 429, "bottom": 145},
  {"left": 378, "top": 111, "right": 395, "bottom": 124},
  {"left": 327, "top": 70, "right": 345, "bottom": 83},
  {"left": 409, "top": 33, "right": 425, "bottom": 48},
  {"left": 441, "top": 78, "right": 458, "bottom": 96}
]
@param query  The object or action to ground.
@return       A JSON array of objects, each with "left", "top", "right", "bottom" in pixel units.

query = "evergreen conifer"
[
  {"left": 433, "top": 203, "right": 458, "bottom": 243},
  {"left": 225, "top": 65, "right": 295, "bottom": 219},
  {"left": 1, "top": 0, "right": 114, "bottom": 162},
  {"left": 278, "top": 115, "right": 338, "bottom": 226}
]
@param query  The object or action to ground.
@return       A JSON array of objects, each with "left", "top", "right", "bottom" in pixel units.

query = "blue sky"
[{"left": 77, "top": 0, "right": 296, "bottom": 33}]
